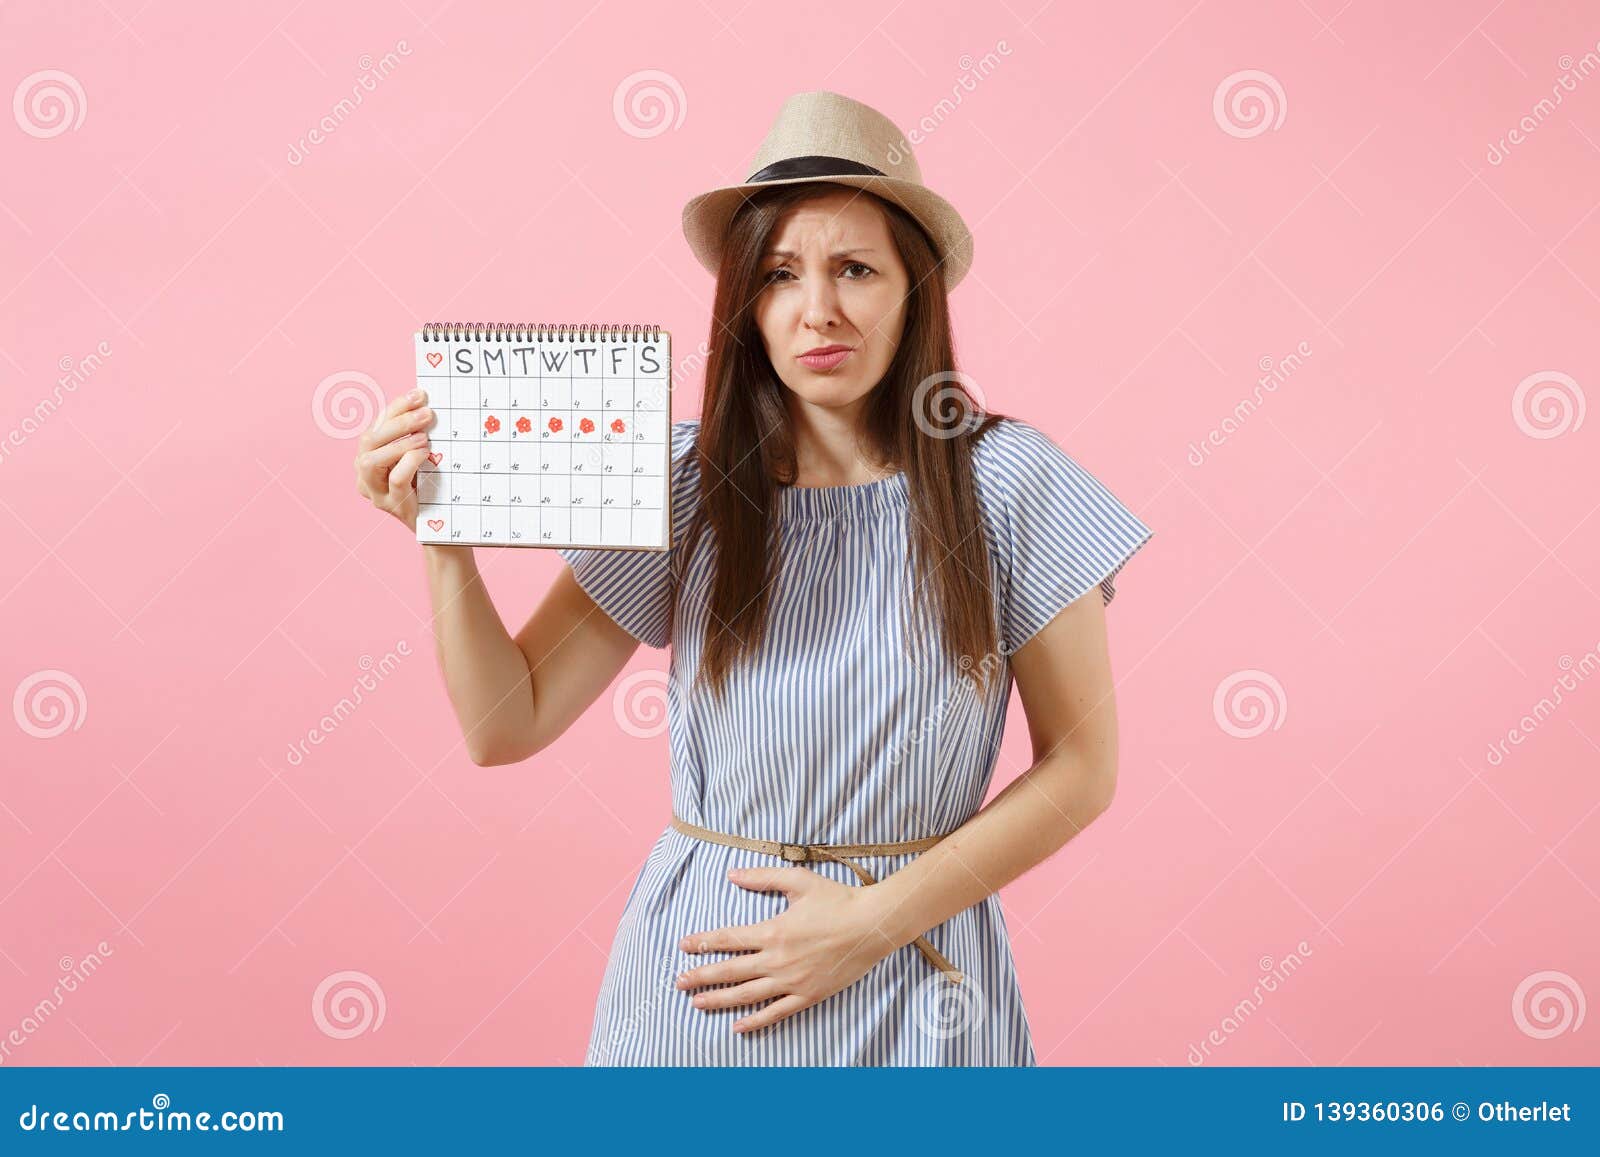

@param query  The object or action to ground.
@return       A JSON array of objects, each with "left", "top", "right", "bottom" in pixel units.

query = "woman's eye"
[
  {"left": 764, "top": 267, "right": 794, "bottom": 284},
  {"left": 842, "top": 262, "right": 874, "bottom": 278}
]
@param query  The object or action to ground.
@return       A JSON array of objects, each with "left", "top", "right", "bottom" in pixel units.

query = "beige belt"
[{"left": 669, "top": 813, "right": 965, "bottom": 985}]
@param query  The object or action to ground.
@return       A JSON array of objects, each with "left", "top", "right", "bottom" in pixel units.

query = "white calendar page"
[{"left": 412, "top": 327, "right": 671, "bottom": 550}]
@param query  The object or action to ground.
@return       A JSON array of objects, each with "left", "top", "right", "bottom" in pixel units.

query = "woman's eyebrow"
[{"left": 765, "top": 247, "right": 877, "bottom": 258}]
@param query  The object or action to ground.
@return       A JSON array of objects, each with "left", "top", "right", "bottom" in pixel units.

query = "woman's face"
[{"left": 752, "top": 187, "right": 909, "bottom": 414}]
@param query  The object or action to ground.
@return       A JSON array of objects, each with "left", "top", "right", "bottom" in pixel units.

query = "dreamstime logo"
[
  {"left": 1212, "top": 669, "right": 1287, "bottom": 738},
  {"left": 888, "top": 649, "right": 1006, "bottom": 766},
  {"left": 13, "top": 669, "right": 87, "bottom": 739},
  {"left": 13, "top": 69, "right": 86, "bottom": 138},
  {"left": 16, "top": 1094, "right": 284, "bottom": 1133},
  {"left": 613, "top": 668, "right": 669, "bottom": 738},
  {"left": 284, "top": 642, "right": 412, "bottom": 767},
  {"left": 1212, "top": 70, "right": 1287, "bottom": 138},
  {"left": 0, "top": 340, "right": 112, "bottom": 468},
  {"left": 568, "top": 440, "right": 608, "bottom": 477},
  {"left": 911, "top": 371, "right": 986, "bottom": 440},
  {"left": 313, "top": 370, "right": 385, "bottom": 439},
  {"left": 1186, "top": 342, "right": 1313, "bottom": 466},
  {"left": 612, "top": 70, "right": 686, "bottom": 139},
  {"left": 1511, "top": 970, "right": 1585, "bottom": 1040},
  {"left": 312, "top": 970, "right": 386, "bottom": 1039},
  {"left": 0, "top": 941, "right": 115, "bottom": 1066},
  {"left": 1511, "top": 371, "right": 1585, "bottom": 439},
  {"left": 913, "top": 971, "right": 986, "bottom": 1039},
  {"left": 1186, "top": 942, "right": 1314, "bottom": 1065},
  {"left": 1483, "top": 644, "right": 1600, "bottom": 767},
  {"left": 287, "top": 42, "right": 412, "bottom": 166},
  {"left": 635, "top": 376, "right": 671, "bottom": 412},
  {"left": 586, "top": 950, "right": 681, "bottom": 1065},
  {"left": 882, "top": 42, "right": 1013, "bottom": 166},
  {"left": 673, "top": 338, "right": 712, "bottom": 390},
  {"left": 1487, "top": 44, "right": 1600, "bottom": 165}
]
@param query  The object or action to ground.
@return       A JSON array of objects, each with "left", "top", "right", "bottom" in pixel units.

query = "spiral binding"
[{"left": 420, "top": 321, "right": 661, "bottom": 343}]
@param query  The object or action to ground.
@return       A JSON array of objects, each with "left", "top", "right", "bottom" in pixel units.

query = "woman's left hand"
[{"left": 676, "top": 865, "right": 899, "bottom": 1033}]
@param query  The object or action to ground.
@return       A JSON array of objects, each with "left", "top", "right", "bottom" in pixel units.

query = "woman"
[{"left": 355, "top": 91, "right": 1153, "bottom": 1065}]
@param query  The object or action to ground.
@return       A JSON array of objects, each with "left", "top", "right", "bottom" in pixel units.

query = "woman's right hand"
[{"left": 355, "top": 387, "right": 434, "bottom": 532}]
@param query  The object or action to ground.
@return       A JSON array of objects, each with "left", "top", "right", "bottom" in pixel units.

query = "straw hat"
[{"left": 681, "top": 90, "right": 974, "bottom": 291}]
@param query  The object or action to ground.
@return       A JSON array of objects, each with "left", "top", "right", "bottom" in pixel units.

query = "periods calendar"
[{"left": 413, "top": 321, "right": 671, "bottom": 550}]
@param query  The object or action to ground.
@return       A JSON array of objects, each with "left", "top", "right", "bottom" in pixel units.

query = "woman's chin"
[{"left": 782, "top": 375, "right": 876, "bottom": 409}]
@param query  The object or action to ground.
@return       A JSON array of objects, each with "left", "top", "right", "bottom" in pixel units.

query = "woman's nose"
[{"left": 802, "top": 279, "right": 842, "bottom": 330}]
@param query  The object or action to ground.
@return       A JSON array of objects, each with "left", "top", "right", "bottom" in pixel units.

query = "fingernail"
[{"left": 408, "top": 387, "right": 423, "bottom": 401}]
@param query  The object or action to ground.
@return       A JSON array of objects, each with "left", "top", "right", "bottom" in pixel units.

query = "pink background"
[{"left": 3, "top": 0, "right": 1597, "bottom": 1066}]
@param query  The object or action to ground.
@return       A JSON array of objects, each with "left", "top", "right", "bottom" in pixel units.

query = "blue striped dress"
[{"left": 558, "top": 415, "right": 1153, "bottom": 1065}]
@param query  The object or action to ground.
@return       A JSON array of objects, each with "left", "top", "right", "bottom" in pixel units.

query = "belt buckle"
[{"left": 777, "top": 842, "right": 811, "bottom": 863}]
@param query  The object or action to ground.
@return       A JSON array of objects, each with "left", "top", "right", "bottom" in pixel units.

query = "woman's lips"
[{"left": 797, "top": 347, "right": 853, "bottom": 371}]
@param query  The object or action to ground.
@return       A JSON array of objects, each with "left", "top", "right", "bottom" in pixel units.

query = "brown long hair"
[{"left": 679, "top": 181, "right": 1007, "bottom": 698}]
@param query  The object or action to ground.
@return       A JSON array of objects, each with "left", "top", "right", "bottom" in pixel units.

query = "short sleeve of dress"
[
  {"left": 556, "top": 418, "right": 702, "bottom": 650},
  {"left": 978, "top": 418, "right": 1154, "bottom": 655}
]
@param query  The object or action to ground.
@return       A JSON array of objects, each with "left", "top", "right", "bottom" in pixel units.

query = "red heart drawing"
[
  {"left": 427, "top": 452, "right": 442, "bottom": 466},
  {"left": 426, "top": 518, "right": 445, "bottom": 532},
  {"left": 425, "top": 352, "right": 443, "bottom": 368}
]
